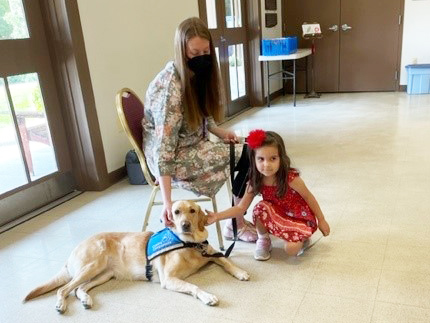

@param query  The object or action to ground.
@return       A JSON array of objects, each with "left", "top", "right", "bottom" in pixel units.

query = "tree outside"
[{"left": 0, "top": 0, "right": 28, "bottom": 40}]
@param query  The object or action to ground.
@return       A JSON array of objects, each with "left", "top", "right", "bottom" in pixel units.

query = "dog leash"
[{"left": 223, "top": 143, "right": 238, "bottom": 258}]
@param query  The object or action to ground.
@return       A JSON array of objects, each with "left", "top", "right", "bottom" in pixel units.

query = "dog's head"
[{"left": 171, "top": 200, "right": 208, "bottom": 243}]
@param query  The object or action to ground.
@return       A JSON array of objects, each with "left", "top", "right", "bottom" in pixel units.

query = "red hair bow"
[{"left": 247, "top": 129, "right": 266, "bottom": 149}]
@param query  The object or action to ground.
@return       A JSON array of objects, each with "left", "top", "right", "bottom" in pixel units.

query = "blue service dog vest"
[
  {"left": 146, "top": 228, "right": 185, "bottom": 261},
  {"left": 144, "top": 228, "right": 225, "bottom": 281}
]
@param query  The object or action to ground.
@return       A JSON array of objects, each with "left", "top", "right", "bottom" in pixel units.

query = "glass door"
[
  {"left": 200, "top": 0, "right": 250, "bottom": 117},
  {"left": 0, "top": 0, "right": 76, "bottom": 227}
]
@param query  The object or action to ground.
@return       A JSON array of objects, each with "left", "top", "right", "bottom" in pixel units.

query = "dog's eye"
[
  {"left": 174, "top": 210, "right": 180, "bottom": 215},
  {"left": 190, "top": 209, "right": 195, "bottom": 213}
]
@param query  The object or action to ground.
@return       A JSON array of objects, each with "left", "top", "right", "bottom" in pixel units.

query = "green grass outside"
[{"left": 0, "top": 81, "right": 43, "bottom": 128}]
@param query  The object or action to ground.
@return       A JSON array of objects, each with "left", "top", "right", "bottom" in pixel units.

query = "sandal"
[{"left": 223, "top": 222, "right": 257, "bottom": 242}]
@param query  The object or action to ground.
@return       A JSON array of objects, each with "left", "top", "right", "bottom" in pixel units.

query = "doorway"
[
  {"left": 0, "top": 0, "right": 76, "bottom": 226},
  {"left": 199, "top": 0, "right": 250, "bottom": 117},
  {"left": 283, "top": 0, "right": 404, "bottom": 92}
]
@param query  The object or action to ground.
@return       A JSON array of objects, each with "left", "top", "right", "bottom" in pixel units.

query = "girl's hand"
[
  {"left": 318, "top": 218, "right": 330, "bottom": 236},
  {"left": 161, "top": 202, "right": 174, "bottom": 227},
  {"left": 223, "top": 130, "right": 239, "bottom": 144},
  {"left": 205, "top": 210, "right": 218, "bottom": 225}
]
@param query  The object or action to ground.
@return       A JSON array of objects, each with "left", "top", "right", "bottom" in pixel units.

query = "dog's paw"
[
  {"left": 81, "top": 297, "right": 93, "bottom": 309},
  {"left": 197, "top": 290, "right": 219, "bottom": 306},
  {"left": 234, "top": 269, "right": 250, "bottom": 281},
  {"left": 76, "top": 288, "right": 93, "bottom": 309},
  {"left": 55, "top": 300, "right": 67, "bottom": 314}
]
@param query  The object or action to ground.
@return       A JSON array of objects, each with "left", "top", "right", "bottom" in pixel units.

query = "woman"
[{"left": 142, "top": 17, "right": 256, "bottom": 242}]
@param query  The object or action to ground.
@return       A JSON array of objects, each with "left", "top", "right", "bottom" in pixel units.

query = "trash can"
[
  {"left": 406, "top": 64, "right": 430, "bottom": 95},
  {"left": 125, "top": 150, "right": 147, "bottom": 185}
]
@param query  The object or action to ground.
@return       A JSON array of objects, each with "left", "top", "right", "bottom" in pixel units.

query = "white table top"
[{"left": 258, "top": 48, "right": 312, "bottom": 62}]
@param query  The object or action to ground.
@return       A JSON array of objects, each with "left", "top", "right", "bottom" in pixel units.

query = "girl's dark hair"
[
  {"left": 173, "top": 17, "right": 225, "bottom": 130},
  {"left": 248, "top": 131, "right": 291, "bottom": 197}
]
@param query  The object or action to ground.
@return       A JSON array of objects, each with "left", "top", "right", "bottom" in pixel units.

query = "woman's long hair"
[
  {"left": 174, "top": 17, "right": 225, "bottom": 130},
  {"left": 248, "top": 131, "right": 291, "bottom": 197}
]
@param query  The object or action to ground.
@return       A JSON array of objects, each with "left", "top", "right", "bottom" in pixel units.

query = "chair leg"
[
  {"left": 226, "top": 179, "right": 233, "bottom": 203},
  {"left": 211, "top": 196, "right": 224, "bottom": 251},
  {"left": 142, "top": 186, "right": 159, "bottom": 231}
]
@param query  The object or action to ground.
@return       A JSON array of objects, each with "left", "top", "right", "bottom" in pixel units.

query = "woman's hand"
[
  {"left": 318, "top": 218, "right": 330, "bottom": 236},
  {"left": 205, "top": 210, "right": 218, "bottom": 226},
  {"left": 209, "top": 126, "right": 239, "bottom": 144},
  {"left": 223, "top": 130, "right": 239, "bottom": 144},
  {"left": 161, "top": 201, "right": 174, "bottom": 227}
]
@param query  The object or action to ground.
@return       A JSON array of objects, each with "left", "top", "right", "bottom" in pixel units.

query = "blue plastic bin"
[
  {"left": 262, "top": 36, "right": 298, "bottom": 56},
  {"left": 406, "top": 64, "right": 430, "bottom": 95}
]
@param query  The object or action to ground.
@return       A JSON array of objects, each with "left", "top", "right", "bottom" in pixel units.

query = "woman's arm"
[
  {"left": 147, "top": 68, "right": 183, "bottom": 226},
  {"left": 206, "top": 186, "right": 255, "bottom": 225},
  {"left": 289, "top": 177, "right": 330, "bottom": 236},
  {"left": 159, "top": 175, "right": 173, "bottom": 226},
  {"left": 208, "top": 123, "right": 239, "bottom": 144}
]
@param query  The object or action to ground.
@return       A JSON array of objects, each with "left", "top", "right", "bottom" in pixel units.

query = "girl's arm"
[
  {"left": 206, "top": 186, "right": 255, "bottom": 225},
  {"left": 289, "top": 176, "right": 330, "bottom": 236}
]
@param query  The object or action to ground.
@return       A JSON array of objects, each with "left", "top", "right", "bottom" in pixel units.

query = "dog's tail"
[{"left": 23, "top": 265, "right": 71, "bottom": 302}]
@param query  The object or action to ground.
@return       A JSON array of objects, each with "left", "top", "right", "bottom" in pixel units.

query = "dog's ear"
[{"left": 198, "top": 206, "right": 207, "bottom": 232}]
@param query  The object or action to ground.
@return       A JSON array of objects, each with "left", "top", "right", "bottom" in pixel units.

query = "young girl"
[{"left": 207, "top": 130, "right": 330, "bottom": 260}]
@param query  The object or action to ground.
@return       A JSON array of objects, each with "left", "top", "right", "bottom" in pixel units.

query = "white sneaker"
[{"left": 254, "top": 237, "right": 272, "bottom": 261}]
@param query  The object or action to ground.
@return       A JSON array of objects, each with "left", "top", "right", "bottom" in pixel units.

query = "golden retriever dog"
[{"left": 23, "top": 200, "right": 249, "bottom": 313}]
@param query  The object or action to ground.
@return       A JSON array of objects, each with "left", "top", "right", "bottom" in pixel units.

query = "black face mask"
[{"left": 187, "top": 54, "right": 212, "bottom": 78}]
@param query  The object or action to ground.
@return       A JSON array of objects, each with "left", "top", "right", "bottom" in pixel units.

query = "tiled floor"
[{"left": 1, "top": 92, "right": 430, "bottom": 322}]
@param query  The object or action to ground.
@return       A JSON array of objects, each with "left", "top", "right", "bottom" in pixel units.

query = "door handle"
[
  {"left": 328, "top": 25, "right": 338, "bottom": 32},
  {"left": 220, "top": 36, "right": 226, "bottom": 42},
  {"left": 341, "top": 24, "right": 352, "bottom": 31}
]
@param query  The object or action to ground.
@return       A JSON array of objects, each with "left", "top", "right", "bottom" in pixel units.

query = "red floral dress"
[{"left": 252, "top": 169, "right": 317, "bottom": 242}]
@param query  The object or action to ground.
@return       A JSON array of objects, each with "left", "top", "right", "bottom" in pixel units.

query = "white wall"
[
  {"left": 261, "top": 0, "right": 283, "bottom": 96},
  {"left": 76, "top": 0, "right": 199, "bottom": 173},
  {"left": 400, "top": 0, "right": 430, "bottom": 85}
]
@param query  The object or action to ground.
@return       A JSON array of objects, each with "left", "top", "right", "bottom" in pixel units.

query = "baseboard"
[
  {"left": 108, "top": 166, "right": 127, "bottom": 186},
  {"left": 262, "top": 88, "right": 284, "bottom": 105}
]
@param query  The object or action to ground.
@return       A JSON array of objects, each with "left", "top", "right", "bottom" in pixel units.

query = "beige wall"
[
  {"left": 76, "top": 0, "right": 427, "bottom": 174},
  {"left": 76, "top": 0, "right": 199, "bottom": 173},
  {"left": 400, "top": 0, "right": 430, "bottom": 85}
]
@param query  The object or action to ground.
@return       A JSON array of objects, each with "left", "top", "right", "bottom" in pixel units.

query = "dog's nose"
[{"left": 181, "top": 221, "right": 191, "bottom": 232}]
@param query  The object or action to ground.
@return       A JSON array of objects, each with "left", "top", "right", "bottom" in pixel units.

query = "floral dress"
[
  {"left": 252, "top": 169, "right": 317, "bottom": 242},
  {"left": 142, "top": 62, "right": 242, "bottom": 197}
]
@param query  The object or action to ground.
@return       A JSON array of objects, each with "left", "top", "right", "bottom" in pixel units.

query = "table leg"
[
  {"left": 293, "top": 59, "right": 296, "bottom": 107},
  {"left": 282, "top": 61, "right": 286, "bottom": 96},
  {"left": 267, "top": 61, "right": 270, "bottom": 107},
  {"left": 306, "top": 56, "right": 309, "bottom": 94}
]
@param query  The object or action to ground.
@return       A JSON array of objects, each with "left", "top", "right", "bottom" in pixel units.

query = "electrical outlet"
[{"left": 412, "top": 57, "right": 418, "bottom": 64}]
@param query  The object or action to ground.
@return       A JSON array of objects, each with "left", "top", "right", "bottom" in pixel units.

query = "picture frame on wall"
[
  {"left": 265, "top": 0, "right": 277, "bottom": 11},
  {"left": 265, "top": 13, "right": 277, "bottom": 28}
]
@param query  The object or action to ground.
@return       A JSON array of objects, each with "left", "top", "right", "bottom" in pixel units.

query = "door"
[
  {"left": 339, "top": 0, "right": 401, "bottom": 91},
  {"left": 199, "top": 0, "right": 250, "bottom": 117},
  {"left": 0, "top": 0, "right": 75, "bottom": 226},
  {"left": 284, "top": 0, "right": 340, "bottom": 92},
  {"left": 284, "top": 0, "right": 402, "bottom": 92}
]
